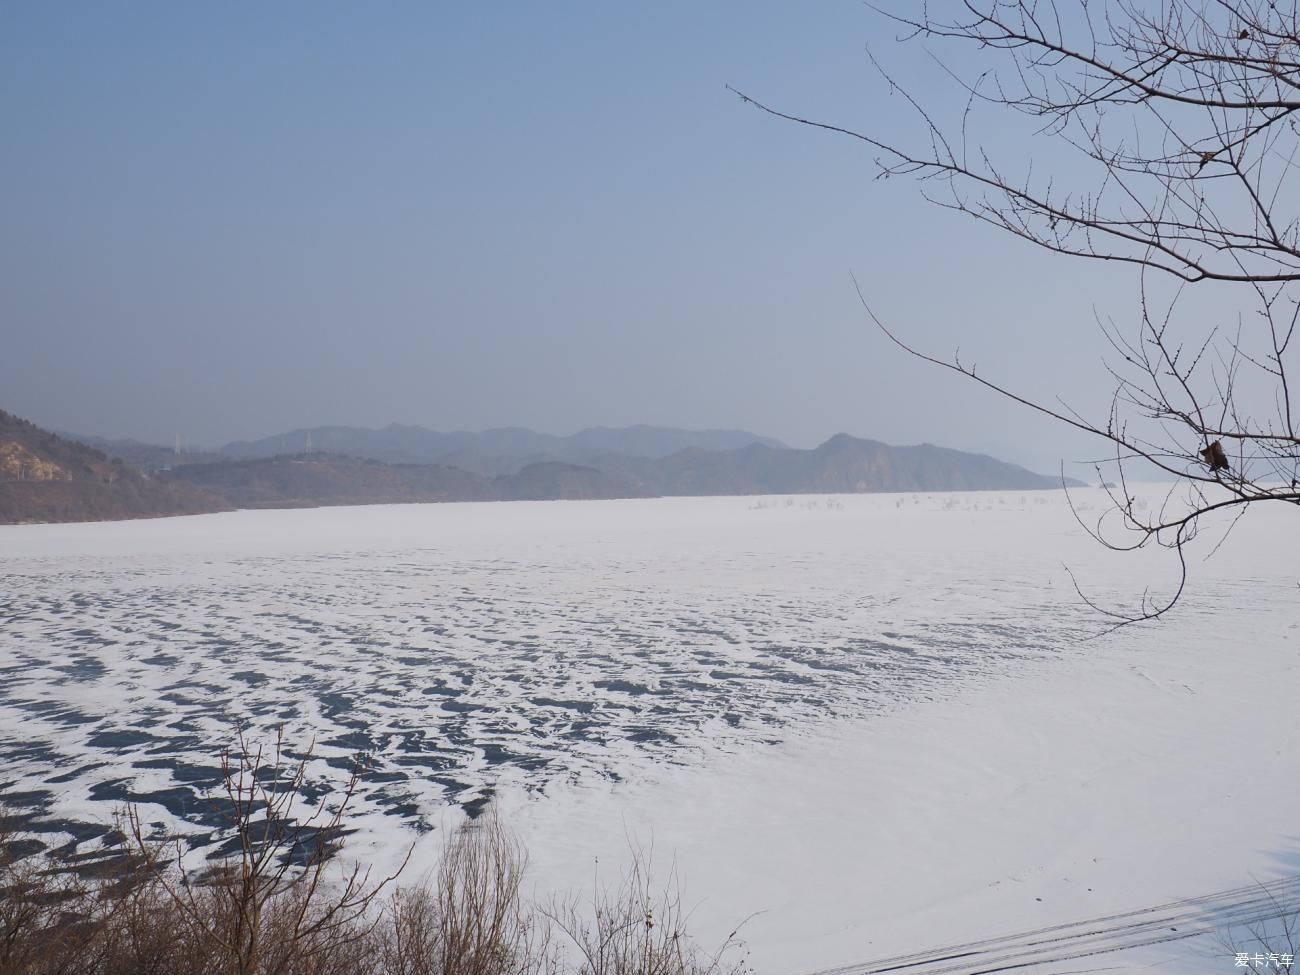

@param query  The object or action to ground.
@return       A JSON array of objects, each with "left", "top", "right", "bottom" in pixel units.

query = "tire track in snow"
[{"left": 813, "top": 874, "right": 1300, "bottom": 974}]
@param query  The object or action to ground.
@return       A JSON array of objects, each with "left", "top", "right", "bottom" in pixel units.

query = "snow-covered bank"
[
  {"left": 2, "top": 488, "right": 1295, "bottom": 972},
  {"left": 500, "top": 601, "right": 1293, "bottom": 972},
  {"left": 490, "top": 496, "right": 1298, "bottom": 973}
]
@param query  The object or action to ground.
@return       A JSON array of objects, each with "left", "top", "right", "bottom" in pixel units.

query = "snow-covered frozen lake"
[{"left": 1, "top": 490, "right": 1296, "bottom": 973}]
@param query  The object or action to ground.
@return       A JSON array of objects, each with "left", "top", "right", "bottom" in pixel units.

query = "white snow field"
[{"left": 0, "top": 489, "right": 1296, "bottom": 973}]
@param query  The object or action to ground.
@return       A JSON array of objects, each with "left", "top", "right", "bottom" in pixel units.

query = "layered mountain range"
[
  {"left": 75, "top": 424, "right": 789, "bottom": 477},
  {"left": 3, "top": 414, "right": 1080, "bottom": 524}
]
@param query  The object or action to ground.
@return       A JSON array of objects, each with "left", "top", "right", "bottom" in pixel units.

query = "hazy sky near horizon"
[{"left": 3, "top": 2, "right": 1168, "bottom": 472}]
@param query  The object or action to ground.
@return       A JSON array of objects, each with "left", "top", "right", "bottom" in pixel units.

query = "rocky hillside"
[{"left": 0, "top": 411, "right": 229, "bottom": 524}]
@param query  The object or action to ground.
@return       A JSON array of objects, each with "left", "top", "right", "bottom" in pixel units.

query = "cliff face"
[
  {"left": 0, "top": 442, "right": 66, "bottom": 482},
  {"left": 0, "top": 410, "right": 230, "bottom": 525}
]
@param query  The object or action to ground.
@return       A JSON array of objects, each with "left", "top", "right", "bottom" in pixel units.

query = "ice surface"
[{"left": 1, "top": 489, "right": 1295, "bottom": 973}]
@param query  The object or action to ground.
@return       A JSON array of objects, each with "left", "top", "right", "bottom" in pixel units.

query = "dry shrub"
[
  {"left": 0, "top": 730, "right": 399, "bottom": 975},
  {"left": 0, "top": 817, "right": 98, "bottom": 975},
  {"left": 122, "top": 727, "right": 399, "bottom": 975},
  {"left": 92, "top": 880, "right": 202, "bottom": 975},
  {"left": 382, "top": 813, "right": 550, "bottom": 975},
  {"left": 546, "top": 848, "right": 751, "bottom": 975},
  {"left": 0, "top": 734, "right": 753, "bottom": 975}
]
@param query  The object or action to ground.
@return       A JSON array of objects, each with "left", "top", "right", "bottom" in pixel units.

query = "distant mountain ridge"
[
  {"left": 7, "top": 410, "right": 1081, "bottom": 524},
  {"left": 158, "top": 454, "right": 496, "bottom": 509},
  {"left": 218, "top": 423, "right": 788, "bottom": 476},
  {"left": 161, "top": 433, "right": 1077, "bottom": 511},
  {"left": 593, "top": 433, "right": 1079, "bottom": 496},
  {"left": 60, "top": 432, "right": 223, "bottom": 471}
]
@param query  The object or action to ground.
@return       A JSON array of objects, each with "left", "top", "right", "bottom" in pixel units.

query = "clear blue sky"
[{"left": 2, "top": 2, "right": 1139, "bottom": 471}]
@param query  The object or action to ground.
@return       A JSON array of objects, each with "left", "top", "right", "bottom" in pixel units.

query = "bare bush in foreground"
[
  {"left": 382, "top": 812, "right": 550, "bottom": 975},
  {"left": 546, "top": 848, "right": 751, "bottom": 975},
  {"left": 1, "top": 732, "right": 744, "bottom": 975},
  {"left": 124, "top": 727, "right": 401, "bottom": 975}
]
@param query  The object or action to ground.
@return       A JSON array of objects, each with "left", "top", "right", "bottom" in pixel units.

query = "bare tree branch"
[{"left": 732, "top": 4, "right": 1300, "bottom": 619}]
